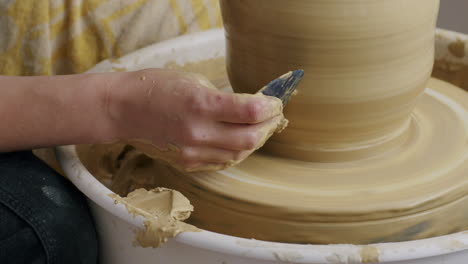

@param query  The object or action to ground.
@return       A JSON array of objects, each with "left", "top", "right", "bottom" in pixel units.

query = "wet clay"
[
  {"left": 78, "top": 0, "right": 468, "bottom": 245},
  {"left": 221, "top": 0, "right": 440, "bottom": 162},
  {"left": 448, "top": 40, "right": 466, "bottom": 58},
  {"left": 79, "top": 77, "right": 468, "bottom": 245},
  {"left": 433, "top": 31, "right": 468, "bottom": 91},
  {"left": 360, "top": 246, "right": 380, "bottom": 264},
  {"left": 77, "top": 57, "right": 287, "bottom": 246},
  {"left": 433, "top": 60, "right": 468, "bottom": 91},
  {"left": 78, "top": 144, "right": 199, "bottom": 248},
  {"left": 110, "top": 188, "right": 199, "bottom": 248},
  {"left": 151, "top": 79, "right": 468, "bottom": 244}
]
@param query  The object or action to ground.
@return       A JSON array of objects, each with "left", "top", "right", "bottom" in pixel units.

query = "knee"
[
  {"left": 38, "top": 184, "right": 99, "bottom": 264},
  {"left": 0, "top": 151, "right": 98, "bottom": 264}
]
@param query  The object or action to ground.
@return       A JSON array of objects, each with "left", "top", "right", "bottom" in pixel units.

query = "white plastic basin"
[{"left": 57, "top": 29, "right": 468, "bottom": 264}]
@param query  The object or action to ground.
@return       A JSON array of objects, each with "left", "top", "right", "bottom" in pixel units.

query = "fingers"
[
  {"left": 180, "top": 146, "right": 250, "bottom": 164},
  {"left": 187, "top": 115, "right": 285, "bottom": 151},
  {"left": 220, "top": 115, "right": 285, "bottom": 150},
  {"left": 173, "top": 115, "right": 285, "bottom": 172},
  {"left": 125, "top": 70, "right": 288, "bottom": 173},
  {"left": 203, "top": 91, "right": 283, "bottom": 124},
  {"left": 183, "top": 163, "right": 229, "bottom": 173},
  {"left": 184, "top": 72, "right": 282, "bottom": 124}
]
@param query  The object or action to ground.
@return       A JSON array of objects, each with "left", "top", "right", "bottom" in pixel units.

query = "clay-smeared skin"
[{"left": 221, "top": 0, "right": 440, "bottom": 162}]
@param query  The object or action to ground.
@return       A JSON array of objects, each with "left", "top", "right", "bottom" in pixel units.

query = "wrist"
[{"left": 92, "top": 71, "right": 129, "bottom": 144}]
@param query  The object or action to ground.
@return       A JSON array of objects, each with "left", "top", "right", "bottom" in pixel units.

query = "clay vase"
[{"left": 220, "top": 0, "right": 440, "bottom": 162}]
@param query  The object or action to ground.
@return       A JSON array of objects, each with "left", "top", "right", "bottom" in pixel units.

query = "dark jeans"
[{"left": 0, "top": 151, "right": 98, "bottom": 264}]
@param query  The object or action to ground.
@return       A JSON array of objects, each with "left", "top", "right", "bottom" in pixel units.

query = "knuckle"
[
  {"left": 210, "top": 92, "right": 227, "bottom": 108},
  {"left": 188, "top": 92, "right": 209, "bottom": 115},
  {"left": 244, "top": 100, "right": 265, "bottom": 123},
  {"left": 190, "top": 102, "right": 203, "bottom": 116},
  {"left": 186, "top": 128, "right": 208, "bottom": 144},
  {"left": 208, "top": 92, "right": 234, "bottom": 117}
]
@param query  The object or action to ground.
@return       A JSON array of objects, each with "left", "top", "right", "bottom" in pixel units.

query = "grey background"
[{"left": 438, "top": 0, "right": 468, "bottom": 33}]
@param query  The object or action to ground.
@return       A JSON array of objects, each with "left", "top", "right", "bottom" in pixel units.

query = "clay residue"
[
  {"left": 109, "top": 57, "right": 121, "bottom": 64},
  {"left": 77, "top": 144, "right": 182, "bottom": 197},
  {"left": 157, "top": 78, "right": 468, "bottom": 245},
  {"left": 77, "top": 144, "right": 200, "bottom": 248},
  {"left": 272, "top": 251, "right": 303, "bottom": 263},
  {"left": 127, "top": 139, "right": 187, "bottom": 172},
  {"left": 440, "top": 240, "right": 468, "bottom": 251},
  {"left": 110, "top": 188, "right": 199, "bottom": 248},
  {"left": 448, "top": 39, "right": 466, "bottom": 58},
  {"left": 112, "top": 66, "right": 127, "bottom": 72},
  {"left": 77, "top": 55, "right": 468, "bottom": 246},
  {"left": 433, "top": 59, "right": 468, "bottom": 92},
  {"left": 326, "top": 253, "right": 360, "bottom": 264},
  {"left": 360, "top": 246, "right": 379, "bottom": 263}
]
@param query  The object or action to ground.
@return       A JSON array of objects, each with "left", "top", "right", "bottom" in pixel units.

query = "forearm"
[{"left": 0, "top": 73, "right": 117, "bottom": 151}]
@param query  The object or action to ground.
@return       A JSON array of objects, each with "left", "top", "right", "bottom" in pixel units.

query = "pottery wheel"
[
  {"left": 79, "top": 58, "right": 468, "bottom": 245},
  {"left": 151, "top": 62, "right": 468, "bottom": 244}
]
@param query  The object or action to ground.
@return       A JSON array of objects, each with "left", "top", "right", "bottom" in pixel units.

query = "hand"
[{"left": 103, "top": 69, "right": 286, "bottom": 172}]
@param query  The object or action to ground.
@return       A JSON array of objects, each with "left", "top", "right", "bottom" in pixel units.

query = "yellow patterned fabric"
[{"left": 0, "top": 0, "right": 222, "bottom": 76}]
